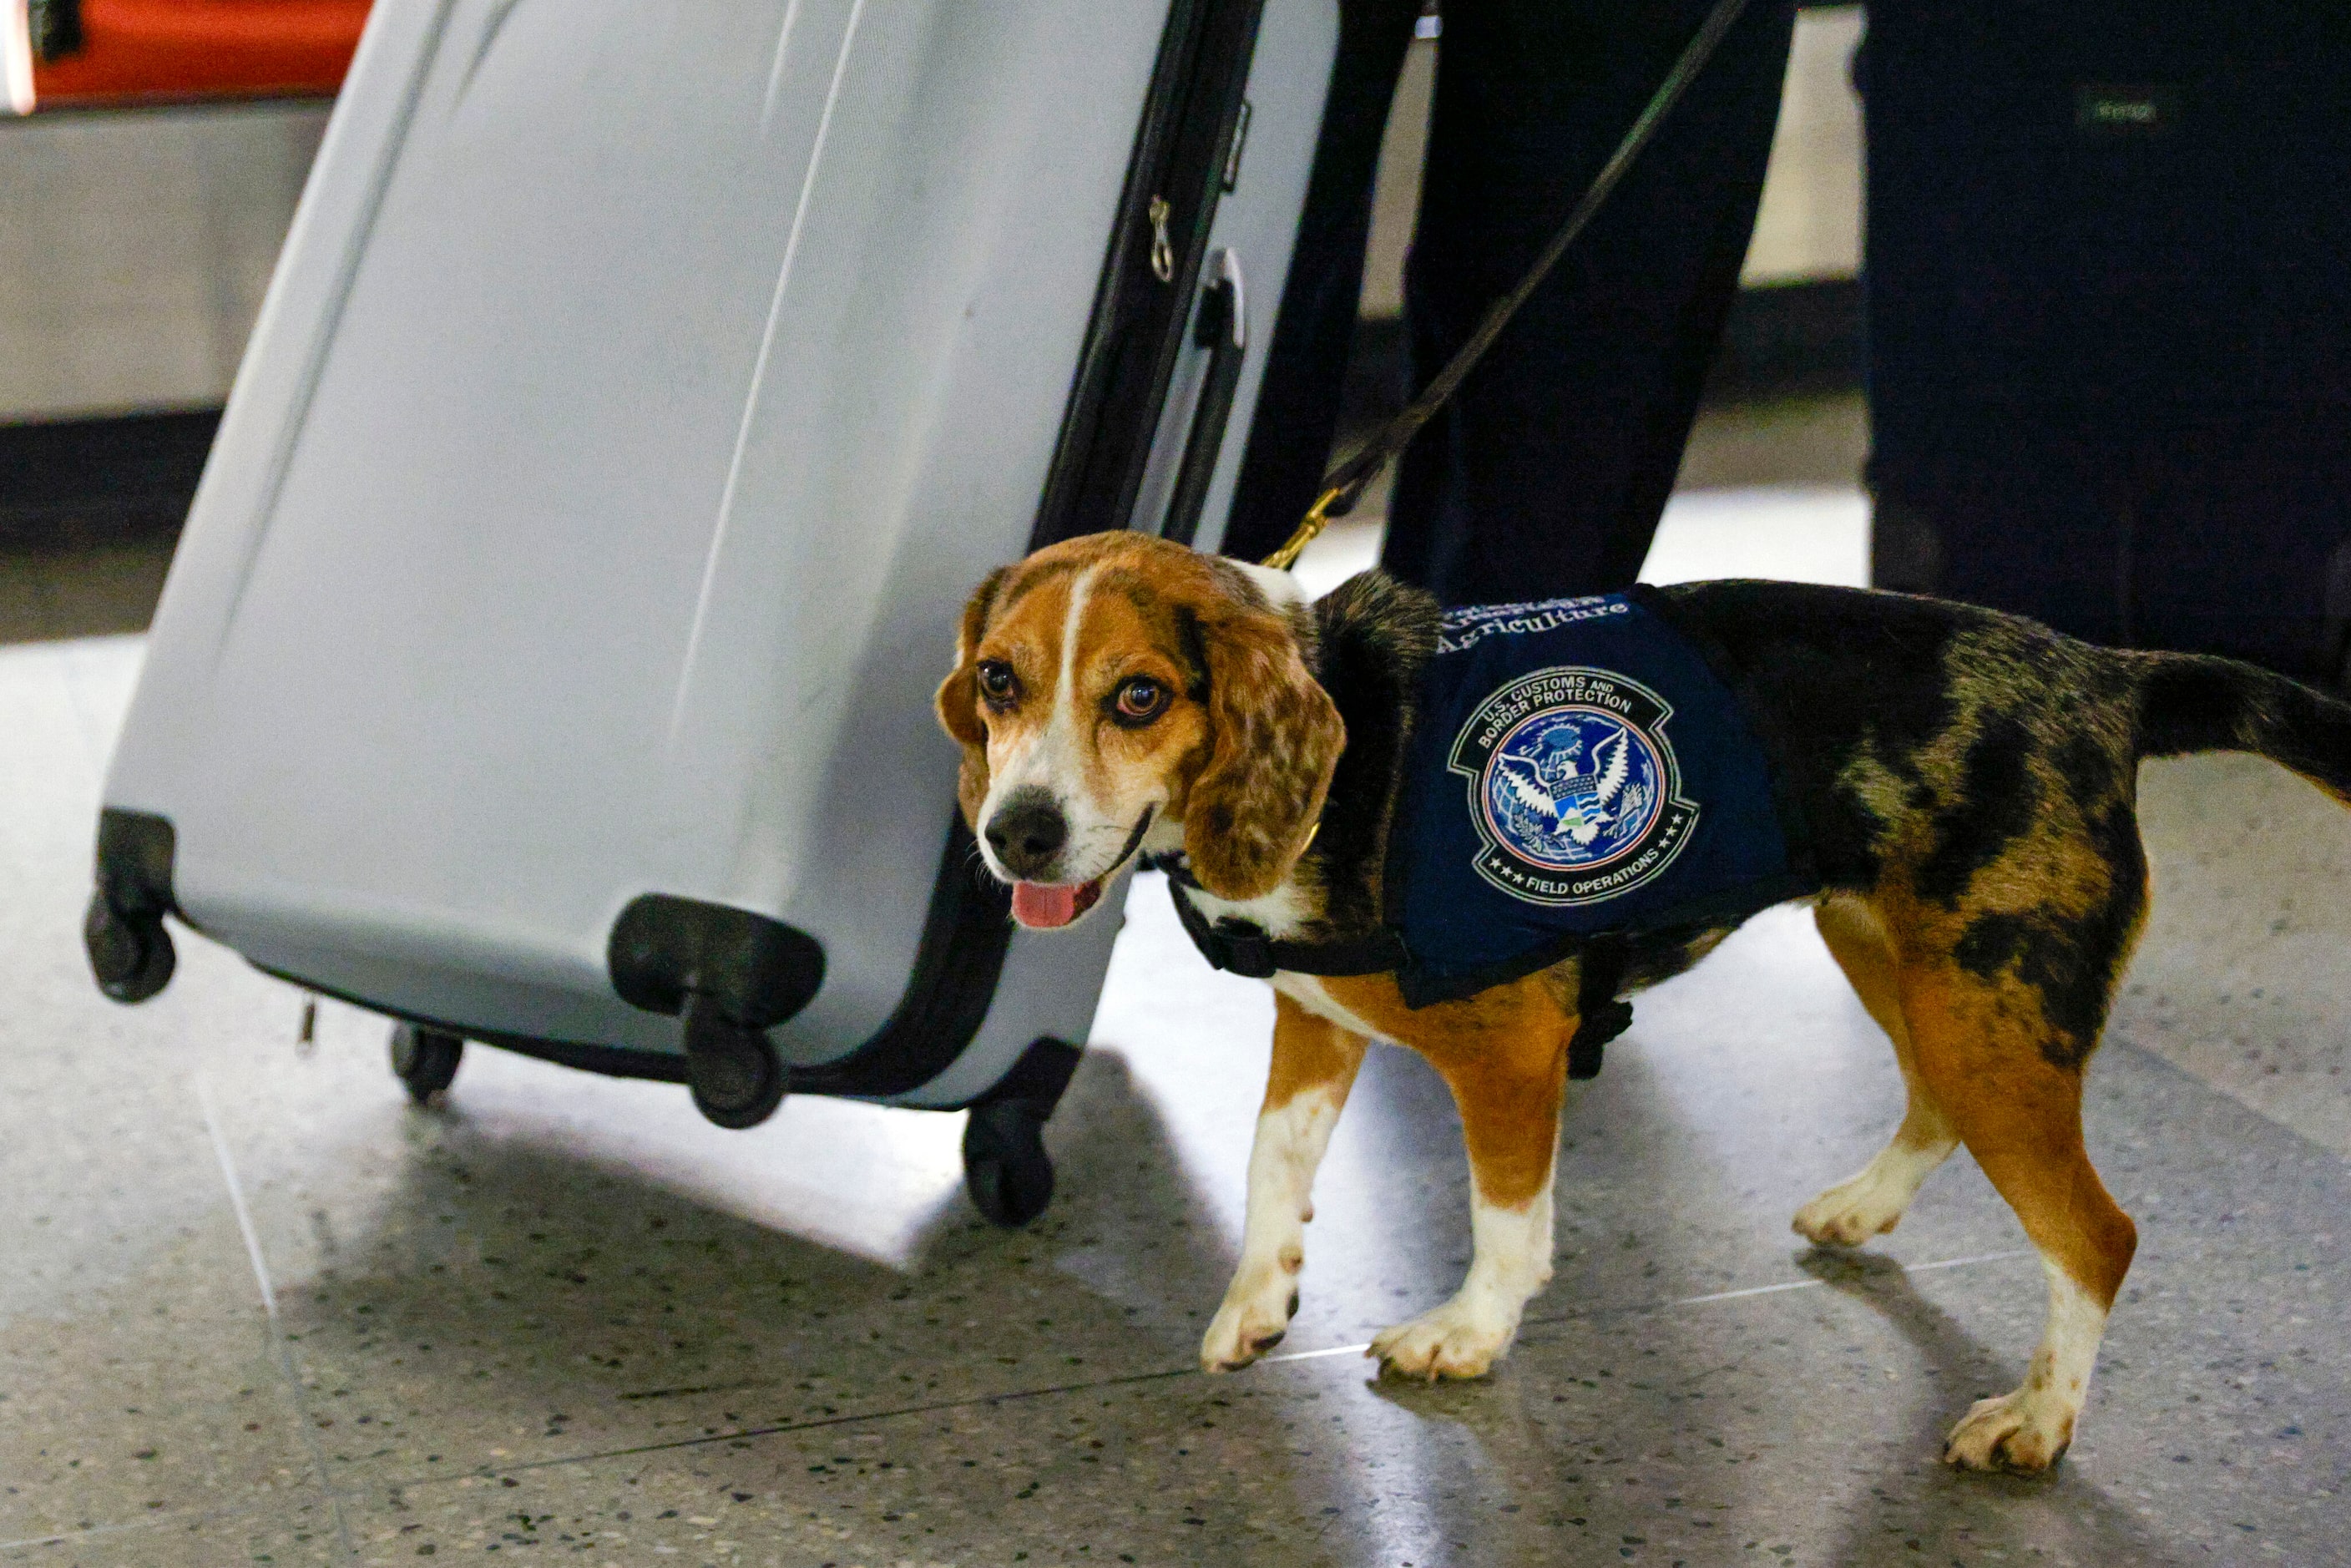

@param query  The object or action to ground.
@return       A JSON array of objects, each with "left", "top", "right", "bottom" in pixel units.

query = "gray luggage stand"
[{"left": 85, "top": 0, "right": 1337, "bottom": 1226}]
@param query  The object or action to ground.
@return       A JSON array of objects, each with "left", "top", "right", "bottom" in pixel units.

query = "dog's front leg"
[
  {"left": 1370, "top": 1008, "right": 1568, "bottom": 1380},
  {"left": 1201, "top": 993, "right": 1367, "bottom": 1373}
]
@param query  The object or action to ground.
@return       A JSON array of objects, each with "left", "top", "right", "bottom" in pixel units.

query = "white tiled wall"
[
  {"left": 0, "top": 102, "right": 327, "bottom": 422},
  {"left": 1742, "top": 5, "right": 1862, "bottom": 285},
  {"left": 1357, "top": 35, "right": 1435, "bottom": 318},
  {"left": 0, "top": 8, "right": 1863, "bottom": 424}
]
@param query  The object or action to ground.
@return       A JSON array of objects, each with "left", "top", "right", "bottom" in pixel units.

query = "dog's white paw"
[
  {"left": 1941, "top": 1387, "right": 2075, "bottom": 1474},
  {"left": 1200, "top": 1271, "right": 1300, "bottom": 1373},
  {"left": 1792, "top": 1168, "right": 1911, "bottom": 1247},
  {"left": 1367, "top": 1297, "right": 1516, "bottom": 1382}
]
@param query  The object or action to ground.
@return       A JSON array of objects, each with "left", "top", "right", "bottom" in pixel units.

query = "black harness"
[{"left": 1141, "top": 852, "right": 1634, "bottom": 1081}]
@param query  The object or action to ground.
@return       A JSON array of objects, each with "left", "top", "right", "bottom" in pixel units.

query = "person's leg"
[
  {"left": 1218, "top": 0, "right": 1422, "bottom": 566},
  {"left": 1382, "top": 0, "right": 1797, "bottom": 607}
]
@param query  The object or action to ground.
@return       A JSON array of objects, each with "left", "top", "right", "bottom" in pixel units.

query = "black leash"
[
  {"left": 1260, "top": 0, "right": 1755, "bottom": 570},
  {"left": 1162, "top": 0, "right": 1754, "bottom": 1080}
]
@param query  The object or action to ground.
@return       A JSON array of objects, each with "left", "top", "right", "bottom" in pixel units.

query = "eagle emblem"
[
  {"left": 1449, "top": 666, "right": 1700, "bottom": 907},
  {"left": 1493, "top": 721, "right": 1633, "bottom": 847}
]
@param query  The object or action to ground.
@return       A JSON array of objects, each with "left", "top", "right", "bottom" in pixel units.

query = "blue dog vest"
[
  {"left": 1385, "top": 587, "right": 1814, "bottom": 1007},
  {"left": 1158, "top": 586, "right": 1816, "bottom": 1020}
]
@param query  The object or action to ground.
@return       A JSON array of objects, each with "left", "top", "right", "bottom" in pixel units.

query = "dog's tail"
[{"left": 2131, "top": 649, "right": 2351, "bottom": 802}]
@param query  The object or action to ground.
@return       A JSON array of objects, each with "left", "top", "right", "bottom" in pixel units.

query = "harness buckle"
[
  {"left": 1216, "top": 924, "right": 1278, "bottom": 979},
  {"left": 1567, "top": 999, "right": 1634, "bottom": 1080}
]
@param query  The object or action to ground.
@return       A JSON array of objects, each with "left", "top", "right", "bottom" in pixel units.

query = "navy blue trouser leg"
[{"left": 1221, "top": 0, "right": 1796, "bottom": 609}]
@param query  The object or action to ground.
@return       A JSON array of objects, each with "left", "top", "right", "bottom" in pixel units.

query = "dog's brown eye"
[
  {"left": 1113, "top": 676, "right": 1166, "bottom": 725},
  {"left": 978, "top": 660, "right": 1018, "bottom": 705}
]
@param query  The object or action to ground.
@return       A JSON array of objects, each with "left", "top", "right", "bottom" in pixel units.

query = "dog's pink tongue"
[{"left": 1012, "top": 882, "right": 1079, "bottom": 928}]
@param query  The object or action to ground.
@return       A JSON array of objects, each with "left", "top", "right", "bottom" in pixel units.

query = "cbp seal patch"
[{"left": 1448, "top": 665, "right": 1700, "bottom": 907}]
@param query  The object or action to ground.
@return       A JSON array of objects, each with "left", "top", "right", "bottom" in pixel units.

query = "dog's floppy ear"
[
  {"left": 936, "top": 565, "right": 1009, "bottom": 824},
  {"left": 1182, "top": 601, "right": 1345, "bottom": 902}
]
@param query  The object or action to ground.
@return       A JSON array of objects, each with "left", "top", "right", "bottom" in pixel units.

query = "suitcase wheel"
[
  {"left": 390, "top": 1023, "right": 465, "bottom": 1102},
  {"left": 83, "top": 892, "right": 175, "bottom": 1004},
  {"left": 962, "top": 1099, "right": 1056, "bottom": 1227},
  {"left": 683, "top": 1003, "right": 789, "bottom": 1130}
]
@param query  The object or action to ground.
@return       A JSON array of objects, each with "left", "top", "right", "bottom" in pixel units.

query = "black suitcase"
[{"left": 1862, "top": 1, "right": 2351, "bottom": 681}]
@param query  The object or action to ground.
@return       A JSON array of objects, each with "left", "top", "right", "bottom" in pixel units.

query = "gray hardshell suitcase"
[{"left": 84, "top": 0, "right": 1336, "bottom": 1223}]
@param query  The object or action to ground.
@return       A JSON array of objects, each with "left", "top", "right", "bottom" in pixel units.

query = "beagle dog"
[{"left": 935, "top": 530, "right": 2351, "bottom": 1473}]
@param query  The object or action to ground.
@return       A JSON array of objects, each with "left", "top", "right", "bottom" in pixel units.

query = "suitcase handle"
[{"left": 1160, "top": 249, "right": 1247, "bottom": 549}]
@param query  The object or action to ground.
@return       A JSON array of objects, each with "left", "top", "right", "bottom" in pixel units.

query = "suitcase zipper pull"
[
  {"left": 296, "top": 994, "right": 318, "bottom": 1055},
  {"left": 1146, "top": 196, "right": 1175, "bottom": 284}
]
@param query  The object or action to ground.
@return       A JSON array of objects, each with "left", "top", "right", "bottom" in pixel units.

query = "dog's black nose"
[{"left": 984, "top": 789, "right": 1068, "bottom": 879}]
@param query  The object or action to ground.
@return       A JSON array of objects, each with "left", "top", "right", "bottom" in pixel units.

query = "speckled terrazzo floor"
[{"left": 4, "top": 491, "right": 2348, "bottom": 1566}]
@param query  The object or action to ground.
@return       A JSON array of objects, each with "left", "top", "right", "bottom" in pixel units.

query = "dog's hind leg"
[
  {"left": 1794, "top": 893, "right": 1961, "bottom": 1247},
  {"left": 1365, "top": 981, "right": 1570, "bottom": 1381},
  {"left": 1889, "top": 921, "right": 2139, "bottom": 1474},
  {"left": 1201, "top": 992, "right": 1367, "bottom": 1373}
]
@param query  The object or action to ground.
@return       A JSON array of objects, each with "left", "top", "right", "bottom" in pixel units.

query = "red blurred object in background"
[{"left": 28, "top": 0, "right": 372, "bottom": 107}]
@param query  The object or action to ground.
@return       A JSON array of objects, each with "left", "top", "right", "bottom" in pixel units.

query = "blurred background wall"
[{"left": 0, "top": 3, "right": 1866, "bottom": 534}]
